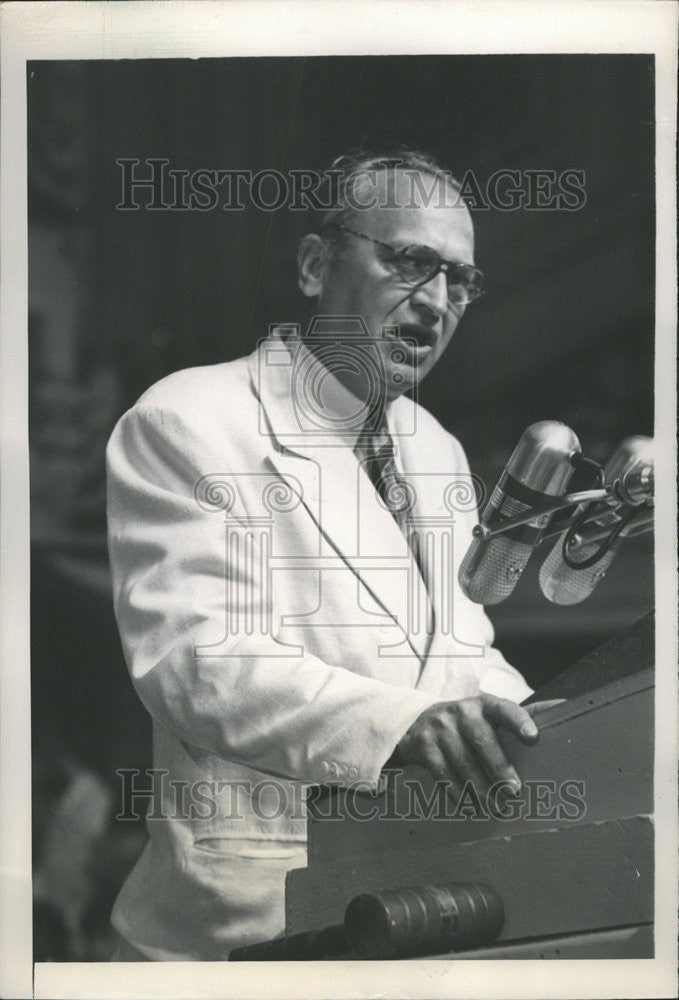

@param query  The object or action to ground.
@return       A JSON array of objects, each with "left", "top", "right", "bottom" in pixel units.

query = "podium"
[{"left": 283, "top": 614, "right": 655, "bottom": 959}]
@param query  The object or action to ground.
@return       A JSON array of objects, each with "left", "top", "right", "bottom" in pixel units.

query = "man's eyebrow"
[
  {"left": 386, "top": 238, "right": 465, "bottom": 263},
  {"left": 382, "top": 236, "right": 434, "bottom": 252}
]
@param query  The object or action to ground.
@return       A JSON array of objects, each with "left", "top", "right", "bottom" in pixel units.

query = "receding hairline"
[{"left": 318, "top": 165, "right": 470, "bottom": 240}]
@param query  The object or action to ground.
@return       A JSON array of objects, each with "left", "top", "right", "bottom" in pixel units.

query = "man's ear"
[{"left": 297, "top": 234, "right": 329, "bottom": 298}]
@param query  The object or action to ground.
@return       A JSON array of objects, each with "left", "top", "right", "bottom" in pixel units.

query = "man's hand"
[{"left": 395, "top": 693, "right": 558, "bottom": 797}]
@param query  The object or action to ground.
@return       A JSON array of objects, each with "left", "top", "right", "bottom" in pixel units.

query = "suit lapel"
[{"left": 393, "top": 402, "right": 485, "bottom": 695}]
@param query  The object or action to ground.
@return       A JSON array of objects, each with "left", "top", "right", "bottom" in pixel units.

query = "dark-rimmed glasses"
[{"left": 326, "top": 222, "right": 485, "bottom": 307}]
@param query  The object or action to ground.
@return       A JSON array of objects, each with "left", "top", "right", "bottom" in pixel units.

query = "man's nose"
[{"left": 410, "top": 270, "right": 449, "bottom": 319}]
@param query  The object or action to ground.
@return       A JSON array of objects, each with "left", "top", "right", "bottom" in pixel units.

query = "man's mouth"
[{"left": 387, "top": 324, "right": 438, "bottom": 357}]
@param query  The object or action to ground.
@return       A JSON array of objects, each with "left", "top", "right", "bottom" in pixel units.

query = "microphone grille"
[
  {"left": 459, "top": 535, "right": 534, "bottom": 605},
  {"left": 539, "top": 535, "right": 613, "bottom": 605}
]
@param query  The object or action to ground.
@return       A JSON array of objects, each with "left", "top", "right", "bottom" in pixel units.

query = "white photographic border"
[{"left": 1, "top": 2, "right": 676, "bottom": 998}]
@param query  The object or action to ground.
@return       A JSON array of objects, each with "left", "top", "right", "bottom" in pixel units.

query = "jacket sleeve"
[
  {"left": 473, "top": 620, "right": 534, "bottom": 704},
  {"left": 106, "top": 403, "right": 441, "bottom": 790}
]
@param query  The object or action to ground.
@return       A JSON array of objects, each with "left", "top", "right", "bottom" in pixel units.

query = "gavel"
[{"left": 229, "top": 882, "right": 504, "bottom": 960}]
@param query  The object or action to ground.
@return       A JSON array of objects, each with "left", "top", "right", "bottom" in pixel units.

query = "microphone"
[
  {"left": 459, "top": 421, "right": 581, "bottom": 605},
  {"left": 539, "top": 436, "right": 653, "bottom": 606}
]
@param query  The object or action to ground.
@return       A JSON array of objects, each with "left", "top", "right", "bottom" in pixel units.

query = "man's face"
[{"left": 303, "top": 169, "right": 476, "bottom": 402}]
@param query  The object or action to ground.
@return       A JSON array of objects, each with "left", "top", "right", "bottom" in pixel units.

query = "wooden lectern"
[{"left": 283, "top": 613, "right": 655, "bottom": 959}]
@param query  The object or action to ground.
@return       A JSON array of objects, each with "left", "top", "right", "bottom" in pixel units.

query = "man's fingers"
[
  {"left": 482, "top": 693, "right": 539, "bottom": 744},
  {"left": 457, "top": 713, "right": 522, "bottom": 791},
  {"left": 437, "top": 725, "right": 494, "bottom": 796},
  {"left": 398, "top": 694, "right": 544, "bottom": 795},
  {"left": 407, "top": 737, "right": 463, "bottom": 800}
]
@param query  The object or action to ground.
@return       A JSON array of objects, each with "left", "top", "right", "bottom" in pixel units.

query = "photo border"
[{"left": 1, "top": 2, "right": 676, "bottom": 998}]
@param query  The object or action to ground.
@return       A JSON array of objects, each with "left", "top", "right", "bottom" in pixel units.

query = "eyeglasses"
[{"left": 327, "top": 222, "right": 485, "bottom": 307}]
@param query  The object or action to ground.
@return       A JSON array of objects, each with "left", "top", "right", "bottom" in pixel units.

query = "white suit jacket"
[{"left": 106, "top": 331, "right": 531, "bottom": 959}]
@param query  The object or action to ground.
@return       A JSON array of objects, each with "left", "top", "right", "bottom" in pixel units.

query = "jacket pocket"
[{"left": 192, "top": 835, "right": 306, "bottom": 860}]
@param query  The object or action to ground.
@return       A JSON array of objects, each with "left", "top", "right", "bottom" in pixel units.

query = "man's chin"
[{"left": 384, "top": 364, "right": 424, "bottom": 400}]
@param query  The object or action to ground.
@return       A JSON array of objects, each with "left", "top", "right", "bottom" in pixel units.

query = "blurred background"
[{"left": 28, "top": 55, "right": 654, "bottom": 959}]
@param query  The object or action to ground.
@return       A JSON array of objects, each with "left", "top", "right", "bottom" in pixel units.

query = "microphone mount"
[
  {"left": 472, "top": 481, "right": 654, "bottom": 543},
  {"left": 472, "top": 487, "right": 606, "bottom": 541}
]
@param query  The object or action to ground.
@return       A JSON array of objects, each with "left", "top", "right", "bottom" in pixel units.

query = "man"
[{"left": 106, "top": 148, "right": 543, "bottom": 960}]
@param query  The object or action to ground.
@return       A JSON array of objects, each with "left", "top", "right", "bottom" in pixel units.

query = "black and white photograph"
[{"left": 1, "top": 2, "right": 677, "bottom": 998}]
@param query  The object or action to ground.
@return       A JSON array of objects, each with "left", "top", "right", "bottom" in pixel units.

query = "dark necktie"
[
  {"left": 356, "top": 422, "right": 434, "bottom": 637},
  {"left": 361, "top": 427, "right": 412, "bottom": 524},
  {"left": 357, "top": 423, "right": 426, "bottom": 581}
]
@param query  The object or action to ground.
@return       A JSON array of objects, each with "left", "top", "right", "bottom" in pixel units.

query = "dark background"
[{"left": 28, "top": 55, "right": 654, "bottom": 958}]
